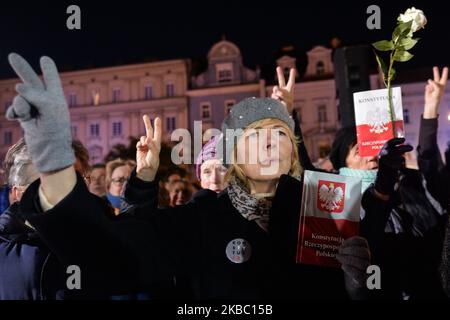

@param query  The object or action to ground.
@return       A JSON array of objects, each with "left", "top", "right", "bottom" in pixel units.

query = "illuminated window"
[
  {"left": 201, "top": 103, "right": 212, "bottom": 119},
  {"left": 166, "top": 83, "right": 175, "bottom": 97},
  {"left": 166, "top": 117, "right": 176, "bottom": 132},
  {"left": 112, "top": 88, "right": 121, "bottom": 103},
  {"left": 68, "top": 93, "right": 77, "bottom": 107},
  {"left": 145, "top": 85, "right": 153, "bottom": 100},
  {"left": 318, "top": 105, "right": 327, "bottom": 123},
  {"left": 90, "top": 124, "right": 100, "bottom": 137},
  {"left": 216, "top": 63, "right": 233, "bottom": 83},
  {"left": 112, "top": 122, "right": 122, "bottom": 137}
]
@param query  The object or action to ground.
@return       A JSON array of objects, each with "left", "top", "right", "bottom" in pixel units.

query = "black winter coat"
[
  {"left": 360, "top": 117, "right": 449, "bottom": 300},
  {"left": 122, "top": 170, "right": 353, "bottom": 299},
  {"left": 0, "top": 203, "right": 65, "bottom": 300}
]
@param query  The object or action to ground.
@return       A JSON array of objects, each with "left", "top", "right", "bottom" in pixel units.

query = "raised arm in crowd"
[{"left": 359, "top": 66, "right": 449, "bottom": 299}]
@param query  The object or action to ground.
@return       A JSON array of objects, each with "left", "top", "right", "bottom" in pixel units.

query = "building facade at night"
[
  {"left": 399, "top": 78, "right": 450, "bottom": 165},
  {"left": 0, "top": 59, "right": 190, "bottom": 164},
  {"left": 188, "top": 40, "right": 265, "bottom": 142},
  {"left": 267, "top": 46, "right": 339, "bottom": 161},
  {"left": 0, "top": 39, "right": 449, "bottom": 167}
]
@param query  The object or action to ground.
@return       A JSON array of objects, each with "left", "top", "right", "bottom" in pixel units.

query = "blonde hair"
[
  {"left": 225, "top": 118, "right": 302, "bottom": 190},
  {"left": 105, "top": 158, "right": 136, "bottom": 189}
]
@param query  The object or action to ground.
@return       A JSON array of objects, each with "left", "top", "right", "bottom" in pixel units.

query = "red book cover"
[
  {"left": 296, "top": 171, "right": 362, "bottom": 268},
  {"left": 353, "top": 87, "right": 405, "bottom": 157}
]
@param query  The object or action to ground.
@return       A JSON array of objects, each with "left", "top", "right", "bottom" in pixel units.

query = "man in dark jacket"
[
  {"left": 0, "top": 203, "right": 65, "bottom": 299},
  {"left": 0, "top": 138, "right": 66, "bottom": 300},
  {"left": 0, "top": 137, "right": 118, "bottom": 300}
]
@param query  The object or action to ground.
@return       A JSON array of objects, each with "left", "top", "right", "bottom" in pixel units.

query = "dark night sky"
[{"left": 0, "top": 0, "right": 448, "bottom": 79}]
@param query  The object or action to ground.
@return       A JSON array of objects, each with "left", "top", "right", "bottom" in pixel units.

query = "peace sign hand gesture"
[
  {"left": 271, "top": 66, "right": 296, "bottom": 114},
  {"left": 424, "top": 66, "right": 448, "bottom": 119},
  {"left": 136, "top": 115, "right": 162, "bottom": 182},
  {"left": 6, "top": 53, "right": 75, "bottom": 173}
]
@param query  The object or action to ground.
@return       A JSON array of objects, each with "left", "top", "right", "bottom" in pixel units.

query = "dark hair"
[
  {"left": 72, "top": 140, "right": 90, "bottom": 173},
  {"left": 329, "top": 126, "right": 357, "bottom": 170},
  {"left": 91, "top": 163, "right": 106, "bottom": 170},
  {"left": 162, "top": 166, "right": 188, "bottom": 183}
]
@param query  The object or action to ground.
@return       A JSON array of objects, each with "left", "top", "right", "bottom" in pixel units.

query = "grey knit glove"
[
  {"left": 6, "top": 53, "right": 75, "bottom": 173},
  {"left": 336, "top": 236, "right": 371, "bottom": 300}
]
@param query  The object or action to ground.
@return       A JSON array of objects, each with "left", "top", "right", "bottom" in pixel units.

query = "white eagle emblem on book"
[
  {"left": 366, "top": 106, "right": 390, "bottom": 134},
  {"left": 319, "top": 183, "right": 344, "bottom": 211}
]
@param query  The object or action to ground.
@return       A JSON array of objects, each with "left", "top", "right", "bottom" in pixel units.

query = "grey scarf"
[
  {"left": 227, "top": 174, "right": 301, "bottom": 232},
  {"left": 227, "top": 177, "right": 272, "bottom": 232}
]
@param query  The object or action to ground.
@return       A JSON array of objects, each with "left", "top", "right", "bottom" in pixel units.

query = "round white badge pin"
[{"left": 226, "top": 238, "right": 252, "bottom": 264}]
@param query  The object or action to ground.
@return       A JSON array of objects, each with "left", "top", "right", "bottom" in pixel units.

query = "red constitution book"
[
  {"left": 353, "top": 87, "right": 405, "bottom": 157},
  {"left": 296, "top": 171, "right": 362, "bottom": 268}
]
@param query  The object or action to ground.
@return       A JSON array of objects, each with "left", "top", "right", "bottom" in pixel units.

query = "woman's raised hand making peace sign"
[
  {"left": 136, "top": 115, "right": 162, "bottom": 182},
  {"left": 271, "top": 66, "right": 296, "bottom": 114}
]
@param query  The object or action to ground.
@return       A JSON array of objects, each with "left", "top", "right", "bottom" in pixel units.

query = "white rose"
[{"left": 397, "top": 7, "right": 427, "bottom": 33}]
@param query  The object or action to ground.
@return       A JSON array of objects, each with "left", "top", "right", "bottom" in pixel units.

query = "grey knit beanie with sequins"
[{"left": 217, "top": 97, "right": 294, "bottom": 167}]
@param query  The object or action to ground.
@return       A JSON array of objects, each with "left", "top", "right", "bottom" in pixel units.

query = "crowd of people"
[{"left": 0, "top": 52, "right": 449, "bottom": 300}]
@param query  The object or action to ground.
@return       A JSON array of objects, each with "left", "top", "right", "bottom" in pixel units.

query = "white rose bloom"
[{"left": 397, "top": 7, "right": 427, "bottom": 33}]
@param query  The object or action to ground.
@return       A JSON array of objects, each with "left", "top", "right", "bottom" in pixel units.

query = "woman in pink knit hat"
[{"left": 195, "top": 135, "right": 227, "bottom": 193}]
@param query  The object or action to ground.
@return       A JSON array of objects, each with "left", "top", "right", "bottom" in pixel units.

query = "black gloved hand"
[
  {"left": 336, "top": 236, "right": 371, "bottom": 300},
  {"left": 374, "top": 137, "right": 413, "bottom": 196}
]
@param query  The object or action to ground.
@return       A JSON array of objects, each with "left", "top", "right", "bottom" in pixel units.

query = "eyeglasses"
[
  {"left": 90, "top": 176, "right": 105, "bottom": 184},
  {"left": 111, "top": 177, "right": 128, "bottom": 185}
]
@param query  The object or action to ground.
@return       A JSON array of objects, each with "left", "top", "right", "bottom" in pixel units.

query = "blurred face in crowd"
[
  {"left": 200, "top": 159, "right": 227, "bottom": 193},
  {"left": 238, "top": 120, "right": 294, "bottom": 183},
  {"left": 88, "top": 167, "right": 106, "bottom": 197},
  {"left": 12, "top": 185, "right": 28, "bottom": 203},
  {"left": 11, "top": 166, "right": 39, "bottom": 202},
  {"left": 165, "top": 173, "right": 182, "bottom": 186},
  {"left": 109, "top": 165, "right": 131, "bottom": 197},
  {"left": 167, "top": 180, "right": 190, "bottom": 206},
  {"left": 345, "top": 143, "right": 378, "bottom": 170},
  {"left": 8, "top": 188, "right": 15, "bottom": 204}
]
